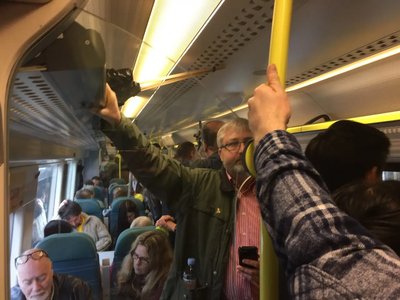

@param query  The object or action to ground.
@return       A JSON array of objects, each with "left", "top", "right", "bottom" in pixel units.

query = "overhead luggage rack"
[
  {"left": 10, "top": 72, "right": 99, "bottom": 149},
  {"left": 10, "top": 19, "right": 108, "bottom": 151}
]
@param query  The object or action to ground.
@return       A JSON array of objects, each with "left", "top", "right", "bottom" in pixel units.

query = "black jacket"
[{"left": 11, "top": 273, "right": 92, "bottom": 300}]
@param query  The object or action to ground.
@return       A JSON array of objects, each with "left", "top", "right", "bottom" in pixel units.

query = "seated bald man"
[{"left": 11, "top": 248, "right": 92, "bottom": 300}]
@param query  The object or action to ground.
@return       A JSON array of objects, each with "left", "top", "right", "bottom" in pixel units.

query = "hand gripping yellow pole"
[{"left": 259, "top": 1, "right": 293, "bottom": 299}]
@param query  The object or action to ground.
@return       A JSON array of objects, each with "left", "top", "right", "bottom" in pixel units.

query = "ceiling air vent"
[
  {"left": 10, "top": 73, "right": 98, "bottom": 149},
  {"left": 286, "top": 31, "right": 400, "bottom": 87}
]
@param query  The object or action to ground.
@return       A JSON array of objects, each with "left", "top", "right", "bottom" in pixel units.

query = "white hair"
[
  {"left": 217, "top": 118, "right": 251, "bottom": 147},
  {"left": 130, "top": 216, "right": 153, "bottom": 228}
]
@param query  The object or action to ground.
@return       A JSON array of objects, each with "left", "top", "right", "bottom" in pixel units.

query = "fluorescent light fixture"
[
  {"left": 286, "top": 44, "right": 400, "bottom": 92},
  {"left": 211, "top": 103, "right": 249, "bottom": 119},
  {"left": 204, "top": 44, "right": 400, "bottom": 120},
  {"left": 130, "top": 0, "right": 225, "bottom": 119},
  {"left": 121, "top": 96, "right": 148, "bottom": 119},
  {"left": 134, "top": 0, "right": 224, "bottom": 83}
]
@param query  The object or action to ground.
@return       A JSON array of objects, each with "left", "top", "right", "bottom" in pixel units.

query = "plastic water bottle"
[{"left": 183, "top": 258, "right": 197, "bottom": 291}]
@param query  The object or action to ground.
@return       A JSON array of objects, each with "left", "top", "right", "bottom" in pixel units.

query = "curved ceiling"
[{"left": 132, "top": 0, "right": 400, "bottom": 142}]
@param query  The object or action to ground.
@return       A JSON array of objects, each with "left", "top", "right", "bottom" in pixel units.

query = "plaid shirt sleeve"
[{"left": 254, "top": 130, "right": 400, "bottom": 299}]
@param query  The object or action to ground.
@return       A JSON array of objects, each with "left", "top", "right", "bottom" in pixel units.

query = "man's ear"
[
  {"left": 365, "top": 166, "right": 379, "bottom": 183},
  {"left": 218, "top": 148, "right": 223, "bottom": 161},
  {"left": 203, "top": 142, "right": 208, "bottom": 153}
]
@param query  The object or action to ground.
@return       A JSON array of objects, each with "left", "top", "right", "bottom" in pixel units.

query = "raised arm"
[
  {"left": 248, "top": 64, "right": 400, "bottom": 298},
  {"left": 92, "top": 85, "right": 195, "bottom": 213}
]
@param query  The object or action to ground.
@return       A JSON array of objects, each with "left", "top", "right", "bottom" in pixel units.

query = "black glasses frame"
[{"left": 220, "top": 139, "right": 253, "bottom": 151}]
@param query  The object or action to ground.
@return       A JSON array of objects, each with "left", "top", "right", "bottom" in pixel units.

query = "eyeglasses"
[
  {"left": 15, "top": 250, "right": 49, "bottom": 268},
  {"left": 220, "top": 138, "right": 253, "bottom": 152},
  {"left": 132, "top": 253, "right": 150, "bottom": 264}
]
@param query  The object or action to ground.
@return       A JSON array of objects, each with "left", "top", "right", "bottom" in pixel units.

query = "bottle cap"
[{"left": 188, "top": 258, "right": 195, "bottom": 265}]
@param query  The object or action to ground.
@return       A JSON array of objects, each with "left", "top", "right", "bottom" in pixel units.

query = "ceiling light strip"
[
  {"left": 286, "top": 44, "right": 400, "bottom": 92},
  {"left": 134, "top": 0, "right": 225, "bottom": 119}
]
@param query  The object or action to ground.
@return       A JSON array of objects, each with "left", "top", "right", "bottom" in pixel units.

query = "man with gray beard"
[
  {"left": 92, "top": 84, "right": 260, "bottom": 299},
  {"left": 216, "top": 119, "right": 260, "bottom": 300}
]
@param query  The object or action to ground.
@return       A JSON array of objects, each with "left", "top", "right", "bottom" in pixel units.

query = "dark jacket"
[
  {"left": 102, "top": 115, "right": 236, "bottom": 300},
  {"left": 11, "top": 273, "right": 92, "bottom": 300},
  {"left": 190, "top": 151, "right": 223, "bottom": 170}
]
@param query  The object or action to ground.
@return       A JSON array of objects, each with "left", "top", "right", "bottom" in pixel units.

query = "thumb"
[{"left": 266, "top": 64, "right": 283, "bottom": 92}]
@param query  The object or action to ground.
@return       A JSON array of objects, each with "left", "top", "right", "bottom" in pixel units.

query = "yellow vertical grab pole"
[
  {"left": 116, "top": 152, "right": 122, "bottom": 178},
  {"left": 260, "top": 1, "right": 293, "bottom": 300}
]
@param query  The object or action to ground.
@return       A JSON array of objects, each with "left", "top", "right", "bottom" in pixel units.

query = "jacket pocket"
[{"left": 172, "top": 273, "right": 208, "bottom": 300}]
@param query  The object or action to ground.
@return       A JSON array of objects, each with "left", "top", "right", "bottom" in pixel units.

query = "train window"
[
  {"left": 65, "top": 160, "right": 77, "bottom": 200},
  {"left": 10, "top": 162, "right": 67, "bottom": 287},
  {"left": 36, "top": 165, "right": 58, "bottom": 219},
  {"left": 31, "top": 165, "right": 60, "bottom": 248}
]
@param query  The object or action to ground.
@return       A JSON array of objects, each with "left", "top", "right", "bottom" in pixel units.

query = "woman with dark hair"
[
  {"left": 116, "top": 200, "right": 139, "bottom": 239},
  {"left": 116, "top": 231, "right": 173, "bottom": 300},
  {"left": 333, "top": 180, "right": 400, "bottom": 255},
  {"left": 44, "top": 220, "right": 76, "bottom": 237}
]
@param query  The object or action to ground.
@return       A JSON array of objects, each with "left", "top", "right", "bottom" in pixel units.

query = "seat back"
[
  {"left": 75, "top": 199, "right": 103, "bottom": 222},
  {"left": 109, "top": 178, "right": 126, "bottom": 186},
  {"left": 112, "top": 226, "right": 156, "bottom": 285},
  {"left": 36, "top": 233, "right": 102, "bottom": 299},
  {"left": 108, "top": 184, "right": 127, "bottom": 204},
  {"left": 94, "top": 186, "right": 105, "bottom": 203},
  {"left": 115, "top": 196, "right": 145, "bottom": 216}
]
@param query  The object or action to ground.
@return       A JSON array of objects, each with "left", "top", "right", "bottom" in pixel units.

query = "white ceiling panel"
[{"left": 302, "top": 52, "right": 400, "bottom": 119}]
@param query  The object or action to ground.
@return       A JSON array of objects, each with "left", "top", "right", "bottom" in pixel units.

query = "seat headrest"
[
  {"left": 75, "top": 199, "right": 101, "bottom": 211},
  {"left": 109, "top": 178, "right": 127, "bottom": 185},
  {"left": 114, "top": 226, "right": 156, "bottom": 256},
  {"left": 111, "top": 197, "right": 142, "bottom": 211},
  {"left": 94, "top": 186, "right": 104, "bottom": 200},
  {"left": 36, "top": 233, "right": 97, "bottom": 261}
]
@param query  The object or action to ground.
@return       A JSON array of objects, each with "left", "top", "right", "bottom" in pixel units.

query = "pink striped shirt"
[{"left": 223, "top": 176, "right": 260, "bottom": 300}]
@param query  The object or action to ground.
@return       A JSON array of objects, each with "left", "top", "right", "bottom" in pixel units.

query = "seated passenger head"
[
  {"left": 130, "top": 216, "right": 153, "bottom": 228},
  {"left": 333, "top": 180, "right": 400, "bottom": 255},
  {"left": 91, "top": 176, "right": 101, "bottom": 186},
  {"left": 15, "top": 248, "right": 53, "bottom": 300},
  {"left": 84, "top": 179, "right": 94, "bottom": 186},
  {"left": 118, "top": 231, "right": 173, "bottom": 297},
  {"left": 118, "top": 200, "right": 139, "bottom": 227},
  {"left": 305, "top": 120, "right": 390, "bottom": 192},
  {"left": 74, "top": 188, "right": 93, "bottom": 200},
  {"left": 217, "top": 118, "right": 252, "bottom": 181},
  {"left": 202, "top": 120, "right": 225, "bottom": 156},
  {"left": 58, "top": 200, "right": 83, "bottom": 228},
  {"left": 114, "top": 187, "right": 128, "bottom": 200},
  {"left": 109, "top": 154, "right": 115, "bottom": 161},
  {"left": 176, "top": 141, "right": 197, "bottom": 162},
  {"left": 44, "top": 220, "right": 76, "bottom": 237}
]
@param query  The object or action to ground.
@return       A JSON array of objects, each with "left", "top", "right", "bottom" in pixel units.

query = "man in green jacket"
[{"left": 93, "top": 85, "right": 260, "bottom": 300}]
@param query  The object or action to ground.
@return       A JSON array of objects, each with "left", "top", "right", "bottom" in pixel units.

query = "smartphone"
[{"left": 238, "top": 246, "right": 258, "bottom": 268}]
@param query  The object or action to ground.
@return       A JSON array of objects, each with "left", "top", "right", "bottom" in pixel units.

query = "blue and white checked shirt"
[{"left": 255, "top": 130, "right": 400, "bottom": 299}]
